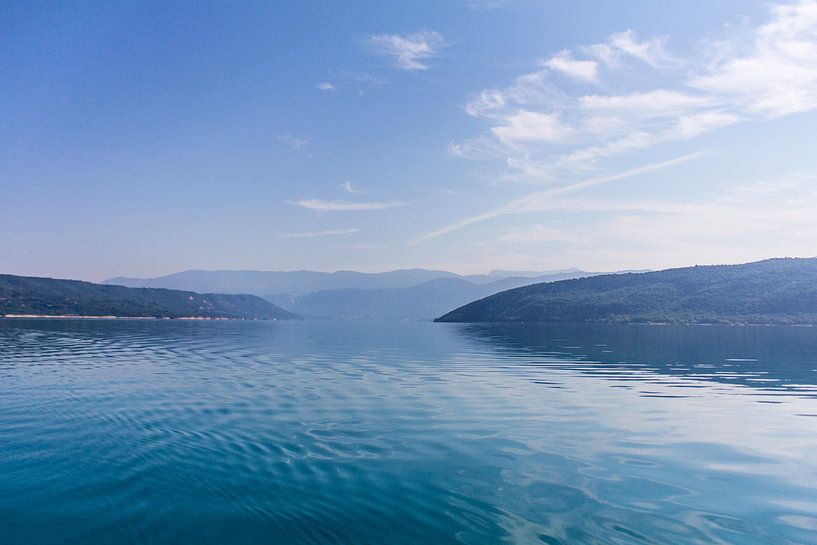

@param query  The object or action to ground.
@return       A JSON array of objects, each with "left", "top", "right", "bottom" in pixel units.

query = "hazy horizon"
[
  {"left": 7, "top": 256, "right": 811, "bottom": 284},
  {"left": 5, "top": 1, "right": 817, "bottom": 281}
]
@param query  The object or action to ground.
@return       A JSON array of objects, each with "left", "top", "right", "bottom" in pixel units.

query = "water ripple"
[{"left": 1, "top": 319, "right": 817, "bottom": 544}]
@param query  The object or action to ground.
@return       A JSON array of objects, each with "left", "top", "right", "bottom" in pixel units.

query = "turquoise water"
[{"left": 2, "top": 320, "right": 817, "bottom": 544}]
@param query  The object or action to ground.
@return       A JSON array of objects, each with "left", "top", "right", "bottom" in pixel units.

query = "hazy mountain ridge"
[
  {"left": 0, "top": 275, "right": 297, "bottom": 319},
  {"left": 436, "top": 258, "right": 817, "bottom": 325},
  {"left": 289, "top": 271, "right": 603, "bottom": 321},
  {"left": 105, "top": 268, "right": 612, "bottom": 321},
  {"left": 105, "top": 269, "right": 461, "bottom": 296}
]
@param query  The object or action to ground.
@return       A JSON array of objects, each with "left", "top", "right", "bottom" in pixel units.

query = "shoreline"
[
  {"left": 435, "top": 320, "right": 817, "bottom": 327},
  {"left": 1, "top": 314, "right": 236, "bottom": 320}
]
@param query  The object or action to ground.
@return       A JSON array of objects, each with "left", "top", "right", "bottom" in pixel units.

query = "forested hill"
[
  {"left": 0, "top": 275, "right": 297, "bottom": 319},
  {"left": 435, "top": 258, "right": 817, "bottom": 325}
]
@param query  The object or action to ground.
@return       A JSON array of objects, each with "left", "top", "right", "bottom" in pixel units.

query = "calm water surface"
[{"left": 1, "top": 320, "right": 817, "bottom": 544}]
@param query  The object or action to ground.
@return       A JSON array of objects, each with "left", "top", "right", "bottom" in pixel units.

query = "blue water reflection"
[{"left": 1, "top": 319, "right": 816, "bottom": 544}]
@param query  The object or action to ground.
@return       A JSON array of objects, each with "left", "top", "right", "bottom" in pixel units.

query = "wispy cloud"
[
  {"left": 689, "top": 0, "right": 817, "bottom": 118},
  {"left": 595, "top": 30, "right": 678, "bottom": 68},
  {"left": 451, "top": 1, "right": 817, "bottom": 182},
  {"left": 578, "top": 90, "right": 713, "bottom": 117},
  {"left": 544, "top": 50, "right": 599, "bottom": 83},
  {"left": 292, "top": 199, "right": 410, "bottom": 211},
  {"left": 366, "top": 30, "right": 445, "bottom": 70},
  {"left": 410, "top": 152, "right": 703, "bottom": 244},
  {"left": 315, "top": 82, "right": 335, "bottom": 91},
  {"left": 277, "top": 134, "right": 310, "bottom": 152},
  {"left": 341, "top": 181, "right": 366, "bottom": 194},
  {"left": 532, "top": 173, "right": 817, "bottom": 269},
  {"left": 278, "top": 228, "right": 360, "bottom": 239},
  {"left": 491, "top": 111, "right": 572, "bottom": 145}
]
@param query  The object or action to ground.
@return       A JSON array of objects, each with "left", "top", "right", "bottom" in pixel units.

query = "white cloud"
[
  {"left": 449, "top": 1, "right": 817, "bottom": 181},
  {"left": 581, "top": 42, "right": 617, "bottom": 67},
  {"left": 277, "top": 134, "right": 310, "bottom": 152},
  {"left": 341, "top": 181, "right": 366, "bottom": 194},
  {"left": 505, "top": 155, "right": 553, "bottom": 181},
  {"left": 292, "top": 199, "right": 410, "bottom": 211},
  {"left": 581, "top": 30, "right": 677, "bottom": 68},
  {"left": 578, "top": 90, "right": 713, "bottom": 118},
  {"left": 465, "top": 89, "right": 508, "bottom": 118},
  {"left": 491, "top": 110, "right": 572, "bottom": 145},
  {"left": 670, "top": 110, "right": 741, "bottom": 139},
  {"left": 554, "top": 131, "right": 656, "bottom": 169},
  {"left": 689, "top": 0, "right": 817, "bottom": 118},
  {"left": 315, "top": 82, "right": 335, "bottom": 91},
  {"left": 366, "top": 30, "right": 445, "bottom": 70},
  {"left": 606, "top": 30, "right": 677, "bottom": 67},
  {"left": 279, "top": 228, "right": 360, "bottom": 239},
  {"left": 454, "top": 35, "right": 693, "bottom": 176},
  {"left": 556, "top": 110, "right": 738, "bottom": 169},
  {"left": 464, "top": 68, "right": 565, "bottom": 119},
  {"left": 545, "top": 50, "right": 599, "bottom": 82}
]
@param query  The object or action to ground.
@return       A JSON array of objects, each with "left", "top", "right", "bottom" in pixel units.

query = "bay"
[{"left": 1, "top": 319, "right": 816, "bottom": 544}]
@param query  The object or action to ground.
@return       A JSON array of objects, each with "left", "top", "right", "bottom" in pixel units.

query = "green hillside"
[
  {"left": 0, "top": 274, "right": 297, "bottom": 319},
  {"left": 435, "top": 258, "right": 817, "bottom": 325}
]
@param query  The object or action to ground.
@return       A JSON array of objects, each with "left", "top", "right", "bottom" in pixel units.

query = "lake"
[{"left": 1, "top": 319, "right": 817, "bottom": 544}]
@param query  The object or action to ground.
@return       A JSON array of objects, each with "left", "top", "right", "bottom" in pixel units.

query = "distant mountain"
[
  {"left": 486, "top": 268, "right": 584, "bottom": 278},
  {"left": 105, "top": 268, "right": 624, "bottom": 321},
  {"left": 289, "top": 271, "right": 602, "bottom": 321},
  {"left": 105, "top": 269, "right": 461, "bottom": 296},
  {"left": 104, "top": 268, "right": 605, "bottom": 296},
  {"left": 0, "top": 274, "right": 297, "bottom": 319},
  {"left": 436, "top": 258, "right": 817, "bottom": 325}
]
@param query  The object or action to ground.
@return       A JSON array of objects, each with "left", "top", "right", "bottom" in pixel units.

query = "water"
[{"left": 1, "top": 320, "right": 817, "bottom": 545}]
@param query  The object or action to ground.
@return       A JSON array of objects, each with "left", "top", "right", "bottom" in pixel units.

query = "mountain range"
[
  {"left": 106, "top": 269, "right": 466, "bottom": 296},
  {"left": 0, "top": 274, "right": 296, "bottom": 319},
  {"left": 436, "top": 258, "right": 817, "bottom": 325},
  {"left": 7, "top": 259, "right": 816, "bottom": 323},
  {"left": 105, "top": 268, "right": 635, "bottom": 321}
]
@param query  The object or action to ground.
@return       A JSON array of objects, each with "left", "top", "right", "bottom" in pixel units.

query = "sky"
[{"left": 4, "top": 0, "right": 817, "bottom": 281}]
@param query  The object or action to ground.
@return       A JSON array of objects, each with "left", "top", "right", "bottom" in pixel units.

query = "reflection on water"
[
  {"left": 456, "top": 322, "right": 817, "bottom": 397},
  {"left": 1, "top": 319, "right": 816, "bottom": 545}
]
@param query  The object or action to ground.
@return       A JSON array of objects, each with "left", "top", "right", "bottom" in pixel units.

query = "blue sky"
[{"left": 4, "top": 0, "right": 817, "bottom": 281}]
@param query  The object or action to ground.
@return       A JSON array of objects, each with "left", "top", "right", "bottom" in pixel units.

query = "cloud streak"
[
  {"left": 366, "top": 30, "right": 445, "bottom": 70},
  {"left": 520, "top": 173, "right": 817, "bottom": 269},
  {"left": 410, "top": 152, "right": 704, "bottom": 244},
  {"left": 292, "top": 199, "right": 410, "bottom": 211}
]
